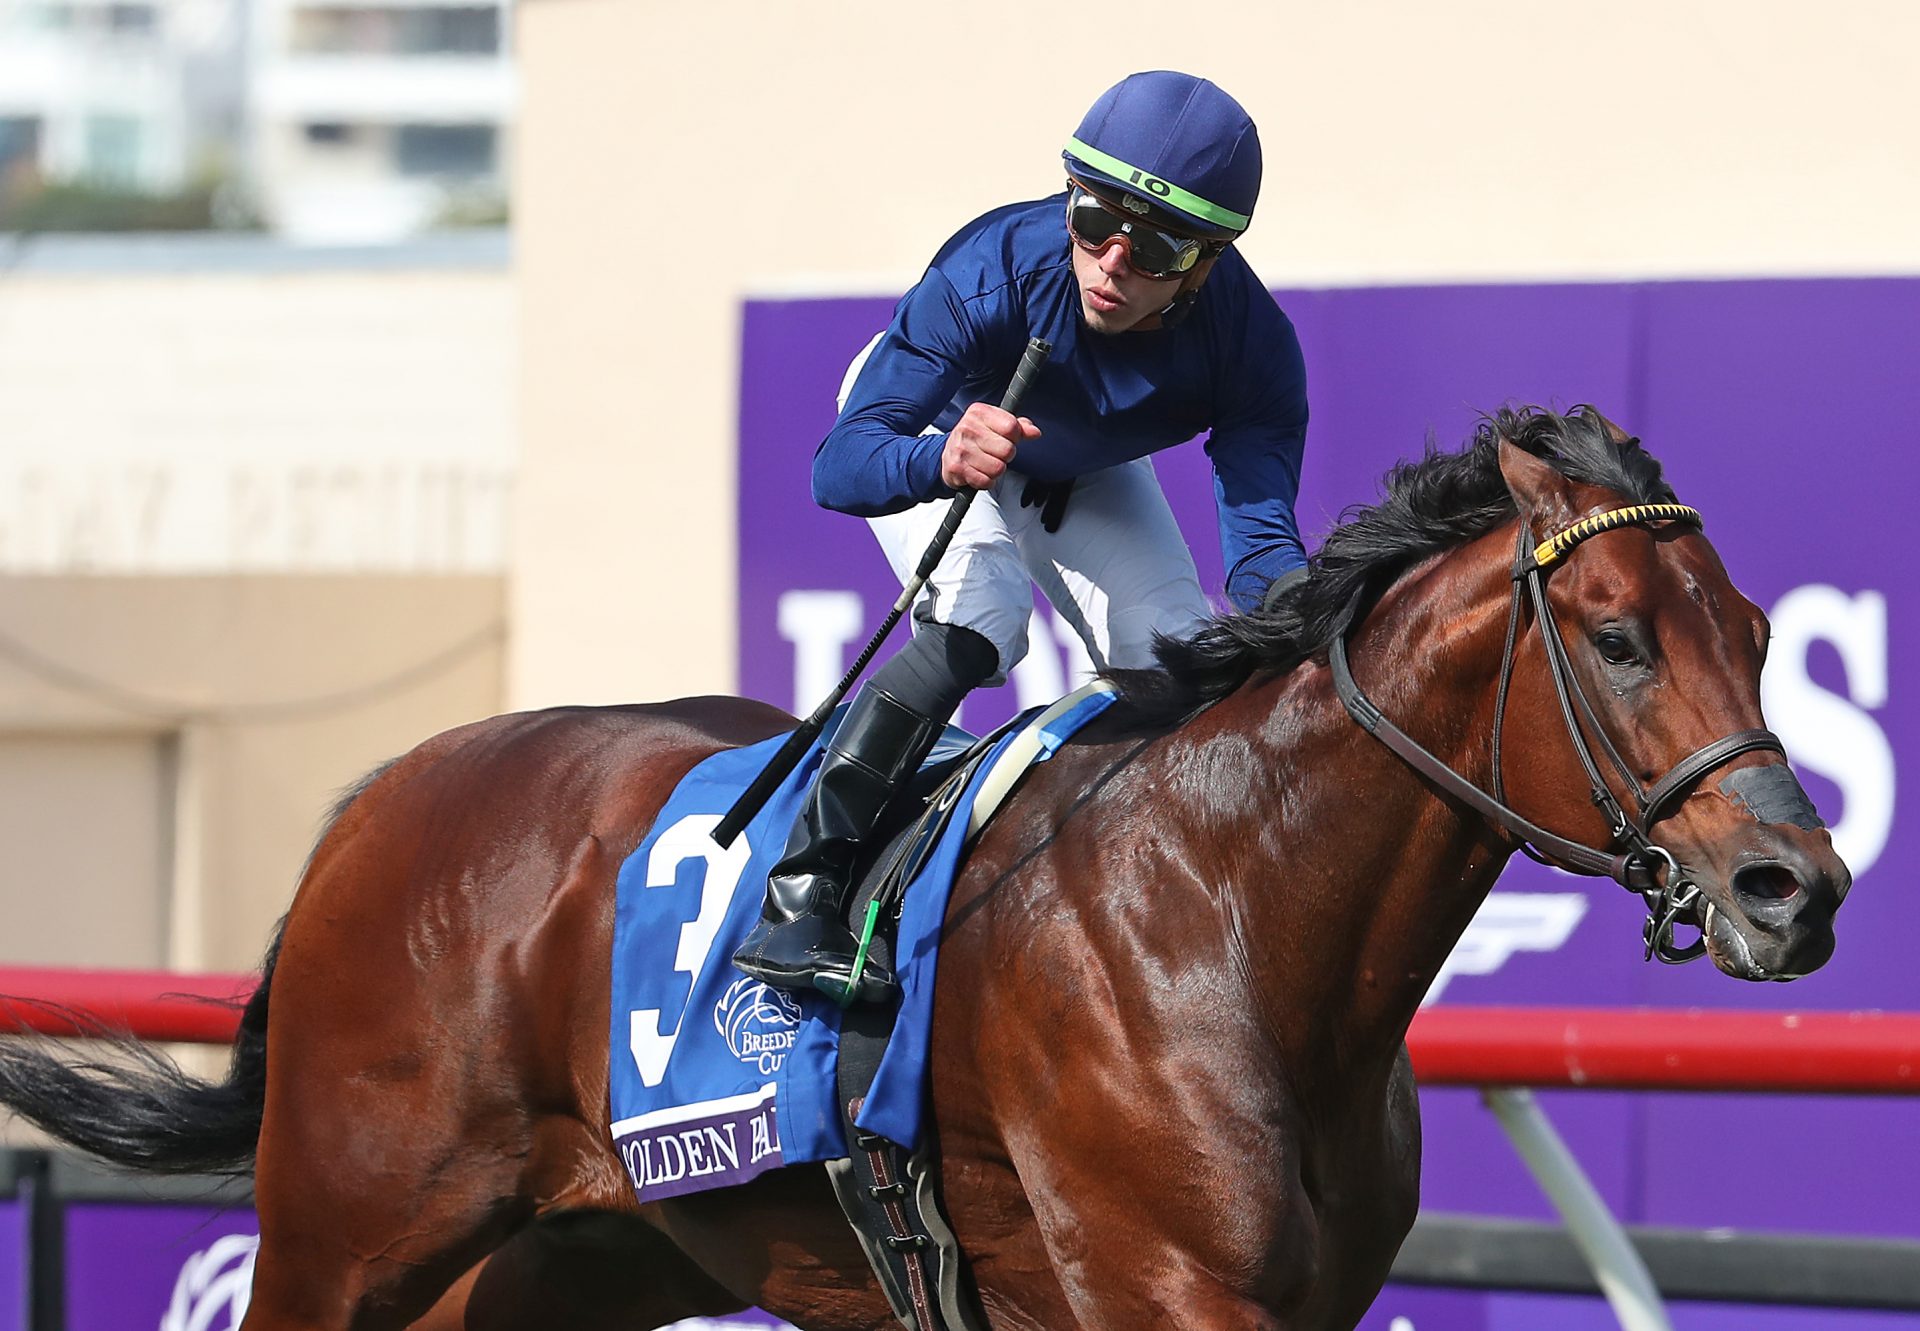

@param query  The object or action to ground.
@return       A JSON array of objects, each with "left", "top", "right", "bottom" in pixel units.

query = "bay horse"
[{"left": 0, "top": 407, "right": 1846, "bottom": 1330}]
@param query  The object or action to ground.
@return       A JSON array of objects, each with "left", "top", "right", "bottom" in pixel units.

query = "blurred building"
[
  {"left": 0, "top": 0, "right": 245, "bottom": 199},
  {"left": 249, "top": 0, "right": 516, "bottom": 241},
  {"left": 0, "top": 0, "right": 515, "bottom": 240}
]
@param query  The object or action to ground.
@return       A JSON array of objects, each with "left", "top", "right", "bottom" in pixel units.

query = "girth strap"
[{"left": 826, "top": 957, "right": 989, "bottom": 1331}]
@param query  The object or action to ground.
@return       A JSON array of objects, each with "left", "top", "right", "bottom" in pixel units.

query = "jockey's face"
[{"left": 1070, "top": 229, "right": 1218, "bottom": 335}]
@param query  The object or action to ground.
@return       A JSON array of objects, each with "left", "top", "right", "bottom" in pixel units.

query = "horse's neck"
[{"left": 1222, "top": 539, "right": 1521, "bottom": 1084}]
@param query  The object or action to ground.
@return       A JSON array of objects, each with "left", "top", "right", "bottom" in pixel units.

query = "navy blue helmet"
[{"left": 1063, "top": 71, "right": 1262, "bottom": 241}]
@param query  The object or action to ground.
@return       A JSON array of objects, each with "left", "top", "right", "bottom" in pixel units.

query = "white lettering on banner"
[
  {"left": 630, "top": 816, "right": 751, "bottom": 1088},
  {"left": 620, "top": 1109, "right": 773, "bottom": 1190},
  {"left": 163, "top": 1232, "right": 258, "bottom": 1331},
  {"left": 622, "top": 1098, "right": 787, "bottom": 1190},
  {"left": 1761, "top": 586, "right": 1894, "bottom": 877},
  {"left": 778, "top": 590, "right": 865, "bottom": 712},
  {"left": 1426, "top": 893, "right": 1589, "bottom": 1004}
]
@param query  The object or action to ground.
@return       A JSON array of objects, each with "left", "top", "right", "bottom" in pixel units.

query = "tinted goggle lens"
[{"left": 1066, "top": 184, "right": 1211, "bottom": 278}]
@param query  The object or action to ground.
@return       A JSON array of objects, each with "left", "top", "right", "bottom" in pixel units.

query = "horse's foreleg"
[
  {"left": 956, "top": 984, "right": 1322, "bottom": 1329},
  {"left": 1019, "top": 1174, "right": 1302, "bottom": 1331}
]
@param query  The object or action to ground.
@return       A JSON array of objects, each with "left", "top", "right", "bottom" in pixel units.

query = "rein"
[{"left": 1329, "top": 502, "right": 1784, "bottom": 964}]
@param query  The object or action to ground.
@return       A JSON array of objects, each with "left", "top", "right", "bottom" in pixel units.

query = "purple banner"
[
  {"left": 58, "top": 1199, "right": 801, "bottom": 1330},
  {"left": 46, "top": 1189, "right": 1920, "bottom": 1329},
  {"left": 65, "top": 1203, "right": 257, "bottom": 1331},
  {"left": 737, "top": 279, "right": 1919, "bottom": 1313},
  {"left": 44, "top": 1193, "right": 1920, "bottom": 1328},
  {"left": 0, "top": 1202, "right": 20, "bottom": 1331},
  {"left": 1364, "top": 1288, "right": 1920, "bottom": 1329}
]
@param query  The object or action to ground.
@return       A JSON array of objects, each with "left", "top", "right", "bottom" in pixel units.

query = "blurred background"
[
  {"left": 7, "top": 0, "right": 1913, "bottom": 979},
  {"left": 0, "top": 1, "right": 1915, "bottom": 1327},
  {"left": 1, "top": 0, "right": 513, "bottom": 976}
]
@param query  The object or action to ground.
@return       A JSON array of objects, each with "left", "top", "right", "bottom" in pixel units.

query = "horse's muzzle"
[{"left": 1702, "top": 836, "right": 1846, "bottom": 981}]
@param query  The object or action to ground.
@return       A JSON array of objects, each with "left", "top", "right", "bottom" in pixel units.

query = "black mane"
[{"left": 1108, "top": 404, "right": 1677, "bottom": 727}]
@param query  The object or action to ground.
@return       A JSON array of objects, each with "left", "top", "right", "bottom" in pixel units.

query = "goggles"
[{"left": 1065, "top": 182, "right": 1226, "bottom": 279}]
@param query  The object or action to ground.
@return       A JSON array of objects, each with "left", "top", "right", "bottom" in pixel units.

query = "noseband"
[{"left": 1330, "top": 502, "right": 1784, "bottom": 964}]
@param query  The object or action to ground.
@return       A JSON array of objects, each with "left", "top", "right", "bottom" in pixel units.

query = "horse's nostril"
[{"left": 1732, "top": 861, "right": 1802, "bottom": 902}]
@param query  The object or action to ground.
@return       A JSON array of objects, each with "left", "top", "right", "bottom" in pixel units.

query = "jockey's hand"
[{"left": 942, "top": 403, "right": 1040, "bottom": 491}]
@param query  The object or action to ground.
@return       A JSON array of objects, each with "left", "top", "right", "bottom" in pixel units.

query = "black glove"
[{"left": 1019, "top": 477, "right": 1076, "bottom": 534}]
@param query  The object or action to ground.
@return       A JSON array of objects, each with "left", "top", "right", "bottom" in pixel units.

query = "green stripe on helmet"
[{"left": 1064, "top": 137, "right": 1251, "bottom": 232}]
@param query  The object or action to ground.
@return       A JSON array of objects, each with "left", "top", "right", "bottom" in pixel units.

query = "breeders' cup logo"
[
  {"left": 163, "top": 1232, "right": 257, "bottom": 1331},
  {"left": 714, "top": 976, "right": 801, "bottom": 1075}
]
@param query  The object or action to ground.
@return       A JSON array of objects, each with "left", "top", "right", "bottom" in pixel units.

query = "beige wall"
[
  {"left": 1, "top": 265, "right": 513, "bottom": 473},
  {"left": 0, "top": 731, "right": 172, "bottom": 968},
  {"left": 0, "top": 249, "right": 514, "bottom": 576},
  {"left": 511, "top": 0, "right": 1920, "bottom": 710},
  {"left": 0, "top": 576, "right": 505, "bottom": 972}
]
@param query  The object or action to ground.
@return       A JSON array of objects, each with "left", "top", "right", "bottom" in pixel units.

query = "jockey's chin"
[{"left": 1069, "top": 242, "right": 1185, "bottom": 335}]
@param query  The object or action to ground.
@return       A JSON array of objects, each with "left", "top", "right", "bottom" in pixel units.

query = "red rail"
[
  {"left": 1411, "top": 1005, "right": 1920, "bottom": 1095},
  {"left": 0, "top": 966, "right": 256, "bottom": 1044},
  {"left": 0, "top": 970, "right": 1916, "bottom": 1095}
]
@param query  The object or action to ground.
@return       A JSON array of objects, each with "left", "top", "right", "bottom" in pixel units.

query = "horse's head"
[{"left": 1495, "top": 431, "right": 1847, "bottom": 981}]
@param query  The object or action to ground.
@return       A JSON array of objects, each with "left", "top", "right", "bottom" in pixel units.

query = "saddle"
[{"left": 823, "top": 682, "right": 1116, "bottom": 1331}]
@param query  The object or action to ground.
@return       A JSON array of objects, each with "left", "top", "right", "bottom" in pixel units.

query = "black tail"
[{"left": 0, "top": 921, "right": 284, "bottom": 1176}]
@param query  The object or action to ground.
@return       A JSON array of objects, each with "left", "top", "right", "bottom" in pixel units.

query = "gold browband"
[{"left": 1532, "top": 503, "right": 1703, "bottom": 570}]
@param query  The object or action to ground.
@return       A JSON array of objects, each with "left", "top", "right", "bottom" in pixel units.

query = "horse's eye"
[{"left": 1595, "top": 629, "right": 1641, "bottom": 666}]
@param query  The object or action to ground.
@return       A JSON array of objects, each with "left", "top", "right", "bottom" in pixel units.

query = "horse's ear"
[
  {"left": 1497, "top": 438, "right": 1573, "bottom": 524},
  {"left": 1591, "top": 409, "right": 1637, "bottom": 447}
]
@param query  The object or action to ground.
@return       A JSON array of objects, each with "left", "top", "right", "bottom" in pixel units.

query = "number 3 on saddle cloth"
[{"left": 606, "top": 680, "right": 1119, "bottom": 1207}]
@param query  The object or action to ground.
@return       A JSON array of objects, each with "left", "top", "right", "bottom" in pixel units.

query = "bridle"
[{"left": 1329, "top": 501, "right": 1785, "bottom": 964}]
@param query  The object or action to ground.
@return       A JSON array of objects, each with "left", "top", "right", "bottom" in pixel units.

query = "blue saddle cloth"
[{"left": 607, "top": 686, "right": 1116, "bottom": 1205}]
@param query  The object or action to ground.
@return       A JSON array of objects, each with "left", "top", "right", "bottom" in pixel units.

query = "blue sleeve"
[
  {"left": 1205, "top": 303, "right": 1309, "bottom": 613},
  {"left": 811, "top": 269, "right": 976, "bottom": 517}
]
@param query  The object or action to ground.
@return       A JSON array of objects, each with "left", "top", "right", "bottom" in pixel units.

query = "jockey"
[{"left": 733, "top": 70, "right": 1309, "bottom": 1001}]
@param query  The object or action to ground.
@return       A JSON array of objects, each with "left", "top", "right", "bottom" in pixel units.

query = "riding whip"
[{"left": 711, "top": 335, "right": 1052, "bottom": 848}]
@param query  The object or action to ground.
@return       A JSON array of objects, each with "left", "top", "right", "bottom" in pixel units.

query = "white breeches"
[
  {"left": 841, "top": 335, "right": 1212, "bottom": 685},
  {"left": 867, "top": 462, "right": 1213, "bottom": 683}
]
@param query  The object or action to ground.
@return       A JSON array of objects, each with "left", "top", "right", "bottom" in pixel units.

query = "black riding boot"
[{"left": 732, "top": 684, "right": 946, "bottom": 1002}]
